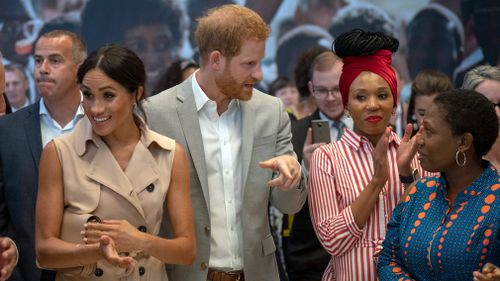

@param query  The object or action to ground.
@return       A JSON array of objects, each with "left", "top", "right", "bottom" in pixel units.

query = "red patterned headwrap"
[{"left": 338, "top": 49, "right": 397, "bottom": 107}]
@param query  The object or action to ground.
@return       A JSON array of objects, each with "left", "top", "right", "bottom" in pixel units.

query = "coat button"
[
  {"left": 146, "top": 184, "right": 155, "bottom": 192},
  {"left": 138, "top": 266, "right": 146, "bottom": 276},
  {"left": 94, "top": 267, "right": 103, "bottom": 277},
  {"left": 201, "top": 261, "right": 208, "bottom": 270},
  {"left": 87, "top": 215, "right": 101, "bottom": 223},
  {"left": 204, "top": 225, "right": 210, "bottom": 235},
  {"left": 138, "top": 225, "right": 147, "bottom": 232}
]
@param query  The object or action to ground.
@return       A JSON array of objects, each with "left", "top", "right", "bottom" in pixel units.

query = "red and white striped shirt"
[{"left": 308, "top": 129, "right": 426, "bottom": 281}]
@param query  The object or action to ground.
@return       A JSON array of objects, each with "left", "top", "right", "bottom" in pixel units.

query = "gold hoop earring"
[{"left": 455, "top": 149, "right": 466, "bottom": 167}]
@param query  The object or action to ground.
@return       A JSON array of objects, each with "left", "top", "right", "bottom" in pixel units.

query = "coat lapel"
[
  {"left": 24, "top": 102, "right": 42, "bottom": 167},
  {"left": 240, "top": 99, "right": 255, "bottom": 190},
  {"left": 85, "top": 139, "right": 146, "bottom": 219},
  {"left": 176, "top": 80, "right": 210, "bottom": 208},
  {"left": 125, "top": 140, "right": 160, "bottom": 194}
]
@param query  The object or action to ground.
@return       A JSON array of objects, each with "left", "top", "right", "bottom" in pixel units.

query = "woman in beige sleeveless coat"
[{"left": 35, "top": 45, "right": 195, "bottom": 280}]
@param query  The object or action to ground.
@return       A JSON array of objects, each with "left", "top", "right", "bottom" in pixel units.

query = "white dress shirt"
[
  {"left": 11, "top": 99, "right": 30, "bottom": 113},
  {"left": 192, "top": 74, "right": 244, "bottom": 270},
  {"left": 39, "top": 97, "right": 85, "bottom": 147},
  {"left": 318, "top": 111, "right": 353, "bottom": 141},
  {"left": 301, "top": 112, "right": 354, "bottom": 176}
]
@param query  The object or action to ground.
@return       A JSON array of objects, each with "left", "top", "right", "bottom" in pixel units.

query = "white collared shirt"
[
  {"left": 318, "top": 111, "right": 353, "bottom": 141},
  {"left": 191, "top": 74, "right": 244, "bottom": 270},
  {"left": 11, "top": 99, "right": 30, "bottom": 113},
  {"left": 39, "top": 96, "right": 85, "bottom": 147}
]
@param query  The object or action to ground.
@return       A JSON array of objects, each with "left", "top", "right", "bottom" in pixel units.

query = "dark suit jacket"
[
  {"left": 0, "top": 102, "right": 54, "bottom": 281},
  {"left": 285, "top": 110, "right": 330, "bottom": 280}
]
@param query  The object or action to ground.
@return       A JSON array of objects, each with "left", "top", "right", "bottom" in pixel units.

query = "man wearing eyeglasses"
[{"left": 285, "top": 51, "right": 352, "bottom": 281}]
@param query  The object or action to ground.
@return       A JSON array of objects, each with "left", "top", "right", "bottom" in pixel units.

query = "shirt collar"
[
  {"left": 191, "top": 71, "right": 240, "bottom": 113},
  {"left": 74, "top": 115, "right": 174, "bottom": 156},
  {"left": 318, "top": 111, "right": 353, "bottom": 129},
  {"left": 439, "top": 161, "right": 498, "bottom": 203},
  {"left": 11, "top": 99, "right": 30, "bottom": 112},
  {"left": 192, "top": 72, "right": 211, "bottom": 112},
  {"left": 342, "top": 128, "right": 399, "bottom": 151},
  {"left": 39, "top": 93, "right": 85, "bottom": 118}
]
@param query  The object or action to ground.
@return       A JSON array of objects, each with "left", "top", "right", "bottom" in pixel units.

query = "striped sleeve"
[{"left": 308, "top": 146, "right": 364, "bottom": 257}]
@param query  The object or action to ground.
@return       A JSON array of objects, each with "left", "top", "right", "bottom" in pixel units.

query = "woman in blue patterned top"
[{"left": 378, "top": 89, "right": 500, "bottom": 281}]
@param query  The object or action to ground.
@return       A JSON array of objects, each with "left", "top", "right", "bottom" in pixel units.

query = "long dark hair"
[{"left": 77, "top": 44, "right": 147, "bottom": 121}]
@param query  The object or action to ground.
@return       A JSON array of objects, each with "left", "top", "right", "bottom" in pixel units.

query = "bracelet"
[{"left": 399, "top": 168, "right": 419, "bottom": 184}]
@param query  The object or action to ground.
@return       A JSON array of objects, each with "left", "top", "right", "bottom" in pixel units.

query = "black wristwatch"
[{"left": 399, "top": 168, "right": 419, "bottom": 184}]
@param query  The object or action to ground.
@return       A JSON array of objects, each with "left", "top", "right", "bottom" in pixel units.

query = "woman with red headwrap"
[{"left": 307, "top": 29, "right": 430, "bottom": 281}]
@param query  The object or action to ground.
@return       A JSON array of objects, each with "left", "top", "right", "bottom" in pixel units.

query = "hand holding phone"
[{"left": 311, "top": 120, "right": 331, "bottom": 144}]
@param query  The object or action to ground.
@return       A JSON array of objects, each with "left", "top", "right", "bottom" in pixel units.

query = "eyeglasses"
[
  {"left": 312, "top": 86, "right": 340, "bottom": 98},
  {"left": 492, "top": 102, "right": 500, "bottom": 109}
]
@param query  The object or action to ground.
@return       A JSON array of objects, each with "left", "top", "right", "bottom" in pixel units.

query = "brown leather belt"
[{"left": 207, "top": 268, "right": 245, "bottom": 281}]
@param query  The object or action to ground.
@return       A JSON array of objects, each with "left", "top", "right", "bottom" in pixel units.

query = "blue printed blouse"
[{"left": 378, "top": 163, "right": 500, "bottom": 280}]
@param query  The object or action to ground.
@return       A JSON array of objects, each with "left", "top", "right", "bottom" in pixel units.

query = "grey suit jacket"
[
  {"left": 0, "top": 102, "right": 54, "bottom": 281},
  {"left": 144, "top": 77, "right": 307, "bottom": 281}
]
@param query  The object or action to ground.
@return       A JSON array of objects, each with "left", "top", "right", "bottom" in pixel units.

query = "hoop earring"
[{"left": 455, "top": 149, "right": 466, "bottom": 167}]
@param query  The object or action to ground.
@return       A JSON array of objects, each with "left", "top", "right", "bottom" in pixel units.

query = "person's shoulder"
[
  {"left": 293, "top": 112, "right": 316, "bottom": 126},
  {"left": 291, "top": 113, "right": 315, "bottom": 137},
  {"left": 147, "top": 129, "right": 176, "bottom": 151},
  {"left": 311, "top": 141, "right": 340, "bottom": 160},
  {"left": 250, "top": 88, "right": 281, "bottom": 107},
  {"left": 411, "top": 175, "right": 443, "bottom": 198},
  {"left": 415, "top": 174, "right": 441, "bottom": 185},
  {"left": 485, "top": 165, "right": 500, "bottom": 193},
  {"left": 144, "top": 84, "right": 184, "bottom": 109},
  {"left": 0, "top": 103, "right": 38, "bottom": 128}
]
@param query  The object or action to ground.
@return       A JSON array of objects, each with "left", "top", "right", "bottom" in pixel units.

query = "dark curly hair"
[
  {"left": 433, "top": 89, "right": 498, "bottom": 158},
  {"left": 333, "top": 28, "right": 398, "bottom": 58}
]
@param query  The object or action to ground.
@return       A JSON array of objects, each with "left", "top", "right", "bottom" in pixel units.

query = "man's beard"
[{"left": 215, "top": 68, "right": 255, "bottom": 101}]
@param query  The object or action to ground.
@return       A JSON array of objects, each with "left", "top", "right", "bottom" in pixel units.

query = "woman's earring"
[
  {"left": 344, "top": 110, "right": 351, "bottom": 118},
  {"left": 455, "top": 149, "right": 467, "bottom": 167}
]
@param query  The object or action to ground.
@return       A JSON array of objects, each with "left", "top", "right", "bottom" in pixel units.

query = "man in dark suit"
[
  {"left": 0, "top": 30, "right": 86, "bottom": 281},
  {"left": 285, "top": 51, "right": 352, "bottom": 281},
  {"left": 0, "top": 52, "right": 18, "bottom": 281}
]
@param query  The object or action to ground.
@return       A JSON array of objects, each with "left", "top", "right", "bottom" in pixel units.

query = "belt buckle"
[{"left": 227, "top": 270, "right": 242, "bottom": 281}]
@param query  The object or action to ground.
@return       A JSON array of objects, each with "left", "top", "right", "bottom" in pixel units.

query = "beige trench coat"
[{"left": 49, "top": 116, "right": 175, "bottom": 281}]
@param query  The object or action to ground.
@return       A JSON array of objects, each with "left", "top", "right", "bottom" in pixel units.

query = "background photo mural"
[{"left": 0, "top": 0, "right": 498, "bottom": 98}]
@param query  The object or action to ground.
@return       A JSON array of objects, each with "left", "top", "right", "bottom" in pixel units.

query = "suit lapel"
[
  {"left": 310, "top": 110, "right": 321, "bottom": 123},
  {"left": 176, "top": 80, "right": 210, "bottom": 208},
  {"left": 24, "top": 102, "right": 42, "bottom": 167},
  {"left": 240, "top": 99, "right": 255, "bottom": 189}
]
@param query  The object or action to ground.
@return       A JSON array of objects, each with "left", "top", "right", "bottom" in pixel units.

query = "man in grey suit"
[
  {"left": 0, "top": 30, "right": 86, "bottom": 281},
  {"left": 144, "top": 4, "right": 307, "bottom": 281}
]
